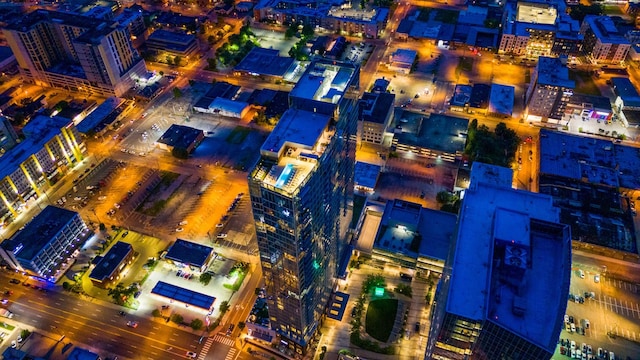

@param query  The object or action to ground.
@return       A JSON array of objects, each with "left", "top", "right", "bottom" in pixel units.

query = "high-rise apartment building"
[
  {"left": 3, "top": 9, "right": 147, "bottom": 97},
  {"left": 248, "top": 60, "right": 359, "bottom": 352},
  {"left": 426, "top": 163, "right": 571, "bottom": 360}
]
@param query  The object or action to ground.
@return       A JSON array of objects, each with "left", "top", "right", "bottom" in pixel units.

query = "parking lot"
[{"left": 556, "top": 262, "right": 640, "bottom": 359}]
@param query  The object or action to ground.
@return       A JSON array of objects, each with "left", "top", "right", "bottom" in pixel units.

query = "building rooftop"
[
  {"left": 375, "top": 199, "right": 456, "bottom": 261},
  {"left": 390, "top": 48, "right": 417, "bottom": 66},
  {"left": 327, "top": 5, "right": 380, "bottom": 23},
  {"left": 89, "top": 241, "right": 133, "bottom": 282},
  {"left": 391, "top": 112, "right": 468, "bottom": 155},
  {"left": 235, "top": 47, "right": 296, "bottom": 77},
  {"left": 536, "top": 57, "right": 575, "bottom": 89},
  {"left": 359, "top": 92, "right": 395, "bottom": 124},
  {"left": 516, "top": 1, "right": 557, "bottom": 25},
  {"left": 289, "top": 60, "right": 358, "bottom": 105},
  {"left": 0, "top": 115, "right": 72, "bottom": 180},
  {"left": 354, "top": 161, "right": 381, "bottom": 190},
  {"left": 568, "top": 93, "right": 611, "bottom": 110},
  {"left": 148, "top": 29, "right": 195, "bottom": 45},
  {"left": 76, "top": 97, "right": 125, "bottom": 133},
  {"left": 5, "top": 9, "right": 100, "bottom": 31},
  {"left": 451, "top": 85, "right": 472, "bottom": 107},
  {"left": 254, "top": 108, "right": 334, "bottom": 194},
  {"left": 156, "top": 124, "right": 204, "bottom": 151},
  {"left": 611, "top": 77, "right": 640, "bottom": 108},
  {"left": 539, "top": 129, "right": 640, "bottom": 189},
  {"left": 488, "top": 84, "right": 515, "bottom": 116},
  {"left": 2, "top": 206, "right": 79, "bottom": 261},
  {"left": 448, "top": 162, "right": 570, "bottom": 353},
  {"left": 151, "top": 281, "right": 216, "bottom": 310},
  {"left": 165, "top": 239, "right": 214, "bottom": 268},
  {"left": 584, "top": 15, "right": 630, "bottom": 45}
]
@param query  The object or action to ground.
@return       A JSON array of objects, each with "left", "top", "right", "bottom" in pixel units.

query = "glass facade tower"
[{"left": 249, "top": 60, "right": 359, "bottom": 352}]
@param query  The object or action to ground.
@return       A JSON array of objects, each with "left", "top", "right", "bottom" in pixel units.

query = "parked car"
[
  {"left": 217, "top": 233, "right": 227, "bottom": 239},
  {"left": 126, "top": 321, "right": 138, "bottom": 328},
  {"left": 186, "top": 351, "right": 197, "bottom": 359}
]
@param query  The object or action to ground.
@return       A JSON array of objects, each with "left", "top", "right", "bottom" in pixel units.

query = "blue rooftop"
[
  {"left": 584, "top": 15, "right": 630, "bottom": 45},
  {"left": 611, "top": 77, "right": 640, "bottom": 107},
  {"left": 89, "top": 241, "right": 133, "bottom": 282},
  {"left": 539, "top": 129, "right": 640, "bottom": 189},
  {"left": 165, "top": 239, "right": 214, "bottom": 268},
  {"left": 447, "top": 163, "right": 570, "bottom": 353},
  {"left": 260, "top": 108, "right": 330, "bottom": 158},
  {"left": 536, "top": 57, "right": 575, "bottom": 89},
  {"left": 151, "top": 281, "right": 216, "bottom": 310},
  {"left": 289, "top": 60, "right": 357, "bottom": 104}
]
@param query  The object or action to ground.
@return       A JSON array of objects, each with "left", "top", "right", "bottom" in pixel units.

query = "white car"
[
  {"left": 179, "top": 221, "right": 188, "bottom": 226},
  {"left": 114, "top": 203, "right": 121, "bottom": 209},
  {"left": 186, "top": 351, "right": 197, "bottom": 359},
  {"left": 216, "top": 223, "right": 224, "bottom": 228},
  {"left": 175, "top": 228, "right": 184, "bottom": 233},
  {"left": 217, "top": 233, "right": 227, "bottom": 239},
  {"left": 98, "top": 196, "right": 107, "bottom": 201},
  {"left": 0, "top": 299, "right": 7, "bottom": 305},
  {"left": 594, "top": 274, "right": 600, "bottom": 283}
]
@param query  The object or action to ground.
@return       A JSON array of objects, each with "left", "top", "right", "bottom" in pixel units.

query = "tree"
[
  {"left": 188, "top": 79, "right": 196, "bottom": 87},
  {"left": 190, "top": 318, "right": 204, "bottom": 330},
  {"left": 166, "top": 55, "right": 173, "bottom": 65},
  {"left": 301, "top": 24, "right": 314, "bottom": 38},
  {"left": 436, "top": 191, "right": 452, "bottom": 204},
  {"left": 569, "top": 4, "right": 603, "bottom": 22},
  {"left": 62, "top": 282, "right": 71, "bottom": 291},
  {"left": 174, "top": 56, "right": 182, "bottom": 66},
  {"left": 152, "top": 309, "right": 162, "bottom": 317},
  {"left": 172, "top": 87, "right": 183, "bottom": 98},
  {"left": 206, "top": 58, "right": 217, "bottom": 71},
  {"left": 238, "top": 321, "right": 246, "bottom": 330},
  {"left": 171, "top": 314, "right": 184, "bottom": 324},
  {"left": 199, "top": 272, "right": 212, "bottom": 286},
  {"left": 219, "top": 300, "right": 230, "bottom": 313},
  {"left": 172, "top": 147, "right": 189, "bottom": 159},
  {"left": 362, "top": 274, "right": 385, "bottom": 294},
  {"left": 285, "top": 24, "right": 297, "bottom": 39}
]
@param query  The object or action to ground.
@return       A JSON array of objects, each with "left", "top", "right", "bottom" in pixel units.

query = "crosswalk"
[{"left": 196, "top": 334, "right": 236, "bottom": 360}]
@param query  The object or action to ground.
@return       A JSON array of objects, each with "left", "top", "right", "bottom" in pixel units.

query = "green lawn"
[
  {"left": 223, "top": 269, "right": 248, "bottom": 291},
  {"left": 365, "top": 299, "right": 398, "bottom": 342},
  {"left": 226, "top": 126, "right": 251, "bottom": 144}
]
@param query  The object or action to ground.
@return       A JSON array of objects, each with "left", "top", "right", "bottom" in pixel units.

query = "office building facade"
[
  {"left": 249, "top": 60, "right": 359, "bottom": 352},
  {"left": 426, "top": 163, "right": 571, "bottom": 360},
  {"left": 0, "top": 206, "right": 89, "bottom": 281}
]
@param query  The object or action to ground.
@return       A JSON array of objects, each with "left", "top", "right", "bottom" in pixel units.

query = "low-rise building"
[
  {"left": 156, "top": 124, "right": 204, "bottom": 155},
  {"left": 0, "top": 206, "right": 89, "bottom": 281},
  {"left": 611, "top": 77, "right": 640, "bottom": 127},
  {"left": 358, "top": 92, "right": 395, "bottom": 144},
  {"left": 146, "top": 29, "right": 198, "bottom": 59},
  {"left": 580, "top": 15, "right": 631, "bottom": 65},
  {"left": 487, "top": 83, "right": 515, "bottom": 118},
  {"left": 391, "top": 112, "right": 468, "bottom": 162},
  {"left": 538, "top": 129, "right": 640, "bottom": 252},
  {"left": 76, "top": 97, "right": 128, "bottom": 136},
  {"left": 89, "top": 241, "right": 134, "bottom": 288},
  {"left": 164, "top": 239, "right": 215, "bottom": 273},
  {"left": 388, "top": 49, "right": 417, "bottom": 74},
  {"left": 371, "top": 199, "right": 457, "bottom": 277}
]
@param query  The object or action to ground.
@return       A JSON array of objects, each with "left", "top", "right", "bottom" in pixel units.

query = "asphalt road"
[{"left": 1, "top": 272, "right": 200, "bottom": 360}]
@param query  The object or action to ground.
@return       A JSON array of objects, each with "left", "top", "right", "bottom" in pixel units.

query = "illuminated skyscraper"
[{"left": 248, "top": 60, "right": 359, "bottom": 352}]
